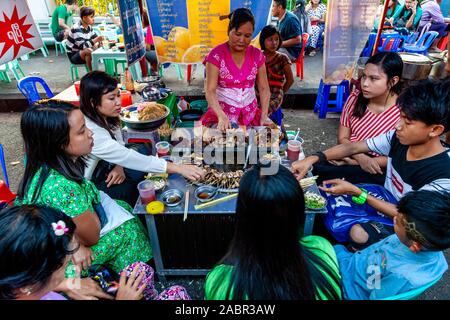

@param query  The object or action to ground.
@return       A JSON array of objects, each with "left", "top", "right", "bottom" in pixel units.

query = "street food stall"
[{"left": 124, "top": 113, "right": 328, "bottom": 279}]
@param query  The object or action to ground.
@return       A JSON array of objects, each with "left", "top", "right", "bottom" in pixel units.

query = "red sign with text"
[{"left": 0, "top": 0, "right": 43, "bottom": 65}]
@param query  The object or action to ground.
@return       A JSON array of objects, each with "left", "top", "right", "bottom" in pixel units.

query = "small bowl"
[
  {"left": 194, "top": 185, "right": 218, "bottom": 203},
  {"left": 161, "top": 189, "right": 184, "bottom": 207}
]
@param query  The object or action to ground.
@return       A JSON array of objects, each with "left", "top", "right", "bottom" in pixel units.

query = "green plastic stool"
[
  {"left": 55, "top": 41, "right": 66, "bottom": 56},
  {"left": 70, "top": 63, "right": 89, "bottom": 82},
  {"left": 103, "top": 58, "right": 117, "bottom": 76},
  {"left": 157, "top": 93, "right": 178, "bottom": 127},
  {"left": 115, "top": 59, "right": 127, "bottom": 74},
  {"left": 159, "top": 63, "right": 183, "bottom": 81}
]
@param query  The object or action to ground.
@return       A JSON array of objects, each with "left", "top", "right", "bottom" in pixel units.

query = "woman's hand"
[
  {"left": 63, "top": 278, "right": 114, "bottom": 300},
  {"left": 71, "top": 244, "right": 93, "bottom": 271},
  {"left": 217, "top": 113, "right": 231, "bottom": 132},
  {"left": 291, "top": 156, "right": 318, "bottom": 180},
  {"left": 353, "top": 154, "right": 383, "bottom": 175},
  {"left": 178, "top": 164, "right": 206, "bottom": 182},
  {"left": 411, "top": 1, "right": 417, "bottom": 14},
  {"left": 106, "top": 165, "right": 126, "bottom": 187},
  {"left": 115, "top": 265, "right": 147, "bottom": 300},
  {"left": 319, "top": 179, "right": 361, "bottom": 196}
]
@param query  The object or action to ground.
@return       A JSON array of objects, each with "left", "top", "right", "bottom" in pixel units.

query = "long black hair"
[
  {"left": 213, "top": 165, "right": 341, "bottom": 300},
  {"left": 294, "top": 0, "right": 309, "bottom": 33},
  {"left": 17, "top": 100, "right": 85, "bottom": 202},
  {"left": 0, "top": 205, "right": 77, "bottom": 299},
  {"left": 224, "top": 8, "right": 255, "bottom": 34},
  {"left": 259, "top": 25, "right": 282, "bottom": 51},
  {"left": 353, "top": 51, "right": 403, "bottom": 118},
  {"left": 80, "top": 71, "right": 120, "bottom": 138}
]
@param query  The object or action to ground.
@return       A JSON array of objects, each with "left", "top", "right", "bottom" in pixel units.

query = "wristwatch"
[
  {"left": 352, "top": 188, "right": 368, "bottom": 205},
  {"left": 314, "top": 151, "right": 327, "bottom": 163}
]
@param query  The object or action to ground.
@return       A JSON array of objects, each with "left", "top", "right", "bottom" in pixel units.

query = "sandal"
[{"left": 309, "top": 50, "right": 317, "bottom": 57}]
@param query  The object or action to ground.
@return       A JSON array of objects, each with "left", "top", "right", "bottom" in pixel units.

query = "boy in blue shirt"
[{"left": 335, "top": 190, "right": 449, "bottom": 300}]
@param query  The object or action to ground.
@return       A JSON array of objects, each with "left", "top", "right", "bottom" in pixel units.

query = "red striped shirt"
[{"left": 340, "top": 90, "right": 400, "bottom": 156}]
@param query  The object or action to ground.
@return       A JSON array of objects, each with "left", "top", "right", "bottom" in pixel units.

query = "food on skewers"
[
  {"left": 299, "top": 176, "right": 319, "bottom": 190},
  {"left": 190, "top": 166, "right": 244, "bottom": 190}
]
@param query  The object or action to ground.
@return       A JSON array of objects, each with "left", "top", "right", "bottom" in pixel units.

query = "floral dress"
[
  {"left": 15, "top": 168, "right": 152, "bottom": 274},
  {"left": 307, "top": 3, "right": 327, "bottom": 48},
  {"left": 201, "top": 42, "right": 266, "bottom": 127}
]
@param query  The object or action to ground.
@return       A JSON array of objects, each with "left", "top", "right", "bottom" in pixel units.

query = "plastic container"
[
  {"left": 177, "top": 96, "right": 189, "bottom": 112},
  {"left": 155, "top": 141, "right": 170, "bottom": 157},
  {"left": 124, "top": 68, "right": 135, "bottom": 93},
  {"left": 120, "top": 90, "right": 132, "bottom": 107},
  {"left": 74, "top": 81, "right": 80, "bottom": 96},
  {"left": 287, "top": 140, "right": 302, "bottom": 162},
  {"left": 137, "top": 180, "right": 156, "bottom": 205}
]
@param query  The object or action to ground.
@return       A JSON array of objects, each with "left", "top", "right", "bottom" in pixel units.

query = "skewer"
[{"left": 183, "top": 190, "right": 189, "bottom": 221}]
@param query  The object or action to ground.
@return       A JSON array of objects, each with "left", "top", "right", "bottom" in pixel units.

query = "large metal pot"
[
  {"left": 428, "top": 51, "right": 448, "bottom": 80},
  {"left": 398, "top": 53, "right": 433, "bottom": 80}
]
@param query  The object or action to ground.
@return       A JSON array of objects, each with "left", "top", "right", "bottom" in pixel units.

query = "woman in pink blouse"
[{"left": 202, "top": 8, "right": 270, "bottom": 131}]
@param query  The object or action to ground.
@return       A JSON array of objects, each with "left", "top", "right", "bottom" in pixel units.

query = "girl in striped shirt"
[{"left": 313, "top": 52, "right": 403, "bottom": 185}]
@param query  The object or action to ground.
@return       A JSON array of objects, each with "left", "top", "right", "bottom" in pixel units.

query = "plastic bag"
[{"left": 322, "top": 184, "right": 398, "bottom": 243}]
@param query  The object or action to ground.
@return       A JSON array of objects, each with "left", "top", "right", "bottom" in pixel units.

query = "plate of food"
[
  {"left": 304, "top": 191, "right": 327, "bottom": 210},
  {"left": 120, "top": 102, "right": 169, "bottom": 130}
]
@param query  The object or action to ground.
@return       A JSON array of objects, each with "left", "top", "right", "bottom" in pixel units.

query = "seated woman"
[
  {"left": 204, "top": 165, "right": 342, "bottom": 300},
  {"left": 305, "top": 0, "right": 327, "bottom": 57},
  {"left": 80, "top": 71, "right": 204, "bottom": 206},
  {"left": 392, "top": 0, "right": 423, "bottom": 32},
  {"left": 201, "top": 8, "right": 270, "bottom": 131},
  {"left": 374, "top": 0, "right": 402, "bottom": 30},
  {"left": 418, "top": 0, "right": 448, "bottom": 52},
  {"left": 0, "top": 205, "right": 191, "bottom": 300},
  {"left": 313, "top": 52, "right": 403, "bottom": 185},
  {"left": 15, "top": 100, "right": 153, "bottom": 278},
  {"left": 258, "top": 25, "right": 294, "bottom": 126}
]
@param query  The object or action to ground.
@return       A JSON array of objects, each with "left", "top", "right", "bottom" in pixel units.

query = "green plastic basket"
[{"left": 189, "top": 99, "right": 208, "bottom": 114}]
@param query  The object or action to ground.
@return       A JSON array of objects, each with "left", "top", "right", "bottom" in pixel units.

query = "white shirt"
[{"left": 84, "top": 116, "right": 167, "bottom": 180}]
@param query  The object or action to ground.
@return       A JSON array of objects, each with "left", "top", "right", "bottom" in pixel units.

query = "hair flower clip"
[{"left": 52, "top": 220, "right": 69, "bottom": 236}]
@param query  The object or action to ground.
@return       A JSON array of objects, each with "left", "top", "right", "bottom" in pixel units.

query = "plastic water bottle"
[
  {"left": 177, "top": 96, "right": 189, "bottom": 112},
  {"left": 108, "top": 2, "right": 114, "bottom": 15}
]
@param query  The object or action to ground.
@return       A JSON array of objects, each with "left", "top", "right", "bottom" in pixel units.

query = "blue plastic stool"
[
  {"left": 269, "top": 108, "right": 283, "bottom": 126},
  {"left": 17, "top": 76, "right": 55, "bottom": 106},
  {"left": 314, "top": 79, "right": 350, "bottom": 119},
  {"left": 0, "top": 144, "right": 9, "bottom": 187}
]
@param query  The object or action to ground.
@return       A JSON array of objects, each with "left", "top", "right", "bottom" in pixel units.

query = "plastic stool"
[
  {"left": 70, "top": 63, "right": 89, "bottom": 82},
  {"left": 0, "top": 180, "right": 15, "bottom": 204},
  {"left": 314, "top": 79, "right": 350, "bottom": 119}
]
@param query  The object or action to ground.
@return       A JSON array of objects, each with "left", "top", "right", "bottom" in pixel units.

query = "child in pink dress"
[{"left": 201, "top": 42, "right": 266, "bottom": 127}]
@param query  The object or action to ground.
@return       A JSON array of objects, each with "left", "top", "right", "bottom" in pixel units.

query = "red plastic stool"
[{"left": 0, "top": 180, "right": 16, "bottom": 204}]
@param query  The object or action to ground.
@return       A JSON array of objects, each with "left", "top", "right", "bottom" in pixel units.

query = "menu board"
[
  {"left": 118, "top": 0, "right": 146, "bottom": 66},
  {"left": 146, "top": 0, "right": 272, "bottom": 64},
  {"left": 323, "top": 0, "right": 379, "bottom": 84},
  {"left": 0, "top": 0, "right": 43, "bottom": 65}
]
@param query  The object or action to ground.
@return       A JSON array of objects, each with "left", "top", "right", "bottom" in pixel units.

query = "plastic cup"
[
  {"left": 120, "top": 90, "right": 133, "bottom": 107},
  {"left": 287, "top": 140, "right": 302, "bottom": 162},
  {"left": 137, "top": 180, "right": 156, "bottom": 205},
  {"left": 118, "top": 34, "right": 124, "bottom": 44},
  {"left": 74, "top": 81, "right": 80, "bottom": 96},
  {"left": 155, "top": 141, "right": 170, "bottom": 157}
]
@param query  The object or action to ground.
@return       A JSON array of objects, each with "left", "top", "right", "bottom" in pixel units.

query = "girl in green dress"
[
  {"left": 15, "top": 100, "right": 152, "bottom": 276},
  {"left": 205, "top": 165, "right": 342, "bottom": 300}
]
